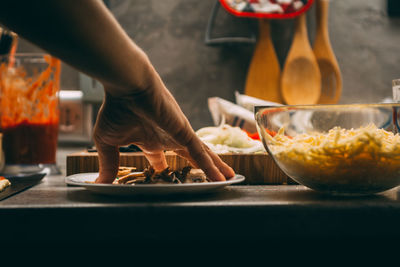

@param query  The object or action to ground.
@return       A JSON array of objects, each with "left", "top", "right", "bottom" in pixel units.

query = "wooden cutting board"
[{"left": 66, "top": 151, "right": 295, "bottom": 185}]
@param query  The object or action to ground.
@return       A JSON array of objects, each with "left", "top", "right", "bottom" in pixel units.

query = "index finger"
[{"left": 94, "top": 139, "right": 119, "bottom": 184}]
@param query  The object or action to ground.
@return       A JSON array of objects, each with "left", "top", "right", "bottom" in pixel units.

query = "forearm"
[
  {"left": 0, "top": 0, "right": 154, "bottom": 96},
  {"left": 1, "top": 1, "right": 195, "bottom": 148}
]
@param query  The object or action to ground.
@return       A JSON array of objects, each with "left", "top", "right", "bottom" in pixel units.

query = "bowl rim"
[{"left": 254, "top": 103, "right": 400, "bottom": 114}]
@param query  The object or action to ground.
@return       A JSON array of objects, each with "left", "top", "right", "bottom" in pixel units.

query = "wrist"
[{"left": 102, "top": 52, "right": 159, "bottom": 97}]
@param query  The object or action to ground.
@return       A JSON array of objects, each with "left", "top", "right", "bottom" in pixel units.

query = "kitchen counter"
[{"left": 3, "top": 146, "right": 400, "bottom": 247}]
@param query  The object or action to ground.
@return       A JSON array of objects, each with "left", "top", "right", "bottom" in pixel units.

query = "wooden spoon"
[
  {"left": 281, "top": 13, "right": 321, "bottom": 105},
  {"left": 244, "top": 19, "right": 282, "bottom": 103},
  {"left": 313, "top": 0, "right": 342, "bottom": 104}
]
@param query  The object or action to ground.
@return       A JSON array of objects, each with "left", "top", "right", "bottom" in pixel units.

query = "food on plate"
[
  {"left": 116, "top": 172, "right": 147, "bottom": 184},
  {"left": 117, "top": 166, "right": 137, "bottom": 177},
  {"left": 265, "top": 123, "right": 400, "bottom": 190},
  {"left": 0, "top": 176, "right": 11, "bottom": 192},
  {"left": 196, "top": 124, "right": 265, "bottom": 153},
  {"left": 113, "top": 166, "right": 210, "bottom": 185},
  {"left": 86, "top": 166, "right": 210, "bottom": 185}
]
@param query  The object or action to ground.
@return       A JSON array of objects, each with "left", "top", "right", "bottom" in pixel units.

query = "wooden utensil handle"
[
  {"left": 258, "top": 19, "right": 270, "bottom": 39},
  {"left": 294, "top": 14, "right": 308, "bottom": 41},
  {"left": 316, "top": 0, "right": 329, "bottom": 35}
]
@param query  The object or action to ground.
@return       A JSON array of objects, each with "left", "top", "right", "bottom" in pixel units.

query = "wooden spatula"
[
  {"left": 281, "top": 13, "right": 321, "bottom": 104},
  {"left": 313, "top": 0, "right": 342, "bottom": 104},
  {"left": 245, "top": 19, "right": 282, "bottom": 103}
]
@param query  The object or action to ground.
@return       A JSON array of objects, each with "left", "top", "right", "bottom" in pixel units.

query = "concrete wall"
[{"left": 17, "top": 0, "right": 400, "bottom": 130}]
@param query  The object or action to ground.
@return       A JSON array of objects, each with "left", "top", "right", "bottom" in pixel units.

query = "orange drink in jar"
[{"left": 0, "top": 53, "right": 61, "bottom": 168}]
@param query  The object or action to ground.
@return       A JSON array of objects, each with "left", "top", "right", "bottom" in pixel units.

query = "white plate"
[{"left": 65, "top": 172, "right": 245, "bottom": 196}]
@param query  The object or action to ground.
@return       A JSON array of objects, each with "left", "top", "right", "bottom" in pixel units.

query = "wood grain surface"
[{"left": 66, "top": 151, "right": 295, "bottom": 185}]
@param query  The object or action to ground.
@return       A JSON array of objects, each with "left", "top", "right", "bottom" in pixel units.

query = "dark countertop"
[
  {"left": 3, "top": 173, "right": 400, "bottom": 244},
  {"left": 3, "top": 147, "right": 400, "bottom": 247}
]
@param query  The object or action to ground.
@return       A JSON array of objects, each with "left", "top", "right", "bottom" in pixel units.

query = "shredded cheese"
[{"left": 266, "top": 123, "right": 400, "bottom": 193}]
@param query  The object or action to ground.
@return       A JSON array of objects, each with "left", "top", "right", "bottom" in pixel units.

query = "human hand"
[
  {"left": 0, "top": 0, "right": 234, "bottom": 184},
  {"left": 93, "top": 75, "right": 235, "bottom": 184}
]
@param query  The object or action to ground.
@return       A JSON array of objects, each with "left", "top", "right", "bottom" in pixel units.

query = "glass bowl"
[{"left": 255, "top": 104, "right": 400, "bottom": 196}]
